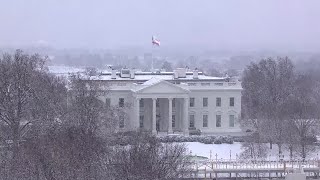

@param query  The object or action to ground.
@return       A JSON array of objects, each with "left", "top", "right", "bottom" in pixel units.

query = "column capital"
[
  {"left": 136, "top": 97, "right": 141, "bottom": 101},
  {"left": 152, "top": 97, "right": 157, "bottom": 101},
  {"left": 168, "top": 97, "right": 173, "bottom": 101}
]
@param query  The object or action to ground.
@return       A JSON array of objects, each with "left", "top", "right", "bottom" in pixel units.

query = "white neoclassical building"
[{"left": 93, "top": 68, "right": 242, "bottom": 135}]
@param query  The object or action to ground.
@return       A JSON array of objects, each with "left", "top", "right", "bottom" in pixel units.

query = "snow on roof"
[
  {"left": 48, "top": 66, "right": 226, "bottom": 82},
  {"left": 95, "top": 74, "right": 224, "bottom": 81},
  {"left": 142, "top": 77, "right": 163, "bottom": 85}
]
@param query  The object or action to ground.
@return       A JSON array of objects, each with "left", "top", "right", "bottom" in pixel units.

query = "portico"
[{"left": 132, "top": 79, "right": 190, "bottom": 134}]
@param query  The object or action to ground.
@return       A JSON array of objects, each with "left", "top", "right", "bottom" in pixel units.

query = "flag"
[{"left": 152, "top": 36, "right": 160, "bottom": 46}]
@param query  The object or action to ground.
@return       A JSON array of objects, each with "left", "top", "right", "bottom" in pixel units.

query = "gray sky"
[{"left": 0, "top": 0, "right": 319, "bottom": 51}]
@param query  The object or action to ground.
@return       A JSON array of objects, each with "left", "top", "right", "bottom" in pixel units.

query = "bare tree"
[
  {"left": 0, "top": 50, "right": 68, "bottom": 177},
  {"left": 242, "top": 57, "right": 295, "bottom": 155},
  {"left": 161, "top": 61, "right": 173, "bottom": 72},
  {"left": 18, "top": 69, "right": 117, "bottom": 180},
  {"left": 286, "top": 74, "right": 320, "bottom": 160},
  {"left": 110, "top": 133, "right": 191, "bottom": 180},
  {"left": 240, "top": 135, "right": 268, "bottom": 161}
]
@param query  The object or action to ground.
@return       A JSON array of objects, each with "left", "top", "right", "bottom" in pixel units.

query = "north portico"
[
  {"left": 132, "top": 78, "right": 190, "bottom": 134},
  {"left": 95, "top": 68, "right": 242, "bottom": 135}
]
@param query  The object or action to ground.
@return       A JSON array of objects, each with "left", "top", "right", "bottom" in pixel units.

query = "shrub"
[
  {"left": 189, "top": 129, "right": 201, "bottom": 136},
  {"left": 156, "top": 134, "right": 235, "bottom": 145}
]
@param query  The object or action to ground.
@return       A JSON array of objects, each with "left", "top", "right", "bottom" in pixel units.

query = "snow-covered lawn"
[
  {"left": 185, "top": 142, "right": 242, "bottom": 160},
  {"left": 184, "top": 142, "right": 320, "bottom": 161}
]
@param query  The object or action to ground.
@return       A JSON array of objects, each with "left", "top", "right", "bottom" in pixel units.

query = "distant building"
[{"left": 89, "top": 67, "right": 242, "bottom": 135}]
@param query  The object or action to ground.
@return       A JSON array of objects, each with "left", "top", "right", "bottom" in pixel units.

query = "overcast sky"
[{"left": 0, "top": 0, "right": 319, "bottom": 51}]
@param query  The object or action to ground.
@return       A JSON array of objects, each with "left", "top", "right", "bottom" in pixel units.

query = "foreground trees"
[
  {"left": 111, "top": 133, "right": 190, "bottom": 180},
  {"left": 0, "top": 50, "right": 67, "bottom": 177},
  {"left": 242, "top": 57, "right": 320, "bottom": 159},
  {"left": 0, "top": 50, "right": 190, "bottom": 179}
]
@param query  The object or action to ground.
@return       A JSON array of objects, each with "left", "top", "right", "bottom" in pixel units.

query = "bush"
[
  {"left": 224, "top": 136, "right": 234, "bottom": 144},
  {"left": 153, "top": 134, "right": 236, "bottom": 145},
  {"left": 199, "top": 136, "right": 215, "bottom": 144},
  {"left": 213, "top": 139, "right": 222, "bottom": 144},
  {"left": 189, "top": 129, "right": 201, "bottom": 136}
]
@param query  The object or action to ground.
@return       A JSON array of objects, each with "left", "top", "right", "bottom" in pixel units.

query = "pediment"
[{"left": 134, "top": 80, "right": 189, "bottom": 94}]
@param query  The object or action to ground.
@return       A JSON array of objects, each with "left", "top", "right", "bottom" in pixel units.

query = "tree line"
[
  {"left": 0, "top": 50, "right": 190, "bottom": 179},
  {"left": 241, "top": 57, "right": 320, "bottom": 160}
]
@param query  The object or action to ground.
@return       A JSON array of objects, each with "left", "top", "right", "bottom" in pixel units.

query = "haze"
[{"left": 0, "top": 0, "right": 319, "bottom": 52}]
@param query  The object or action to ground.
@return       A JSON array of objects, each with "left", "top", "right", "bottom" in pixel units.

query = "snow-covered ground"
[{"left": 185, "top": 142, "right": 320, "bottom": 161}]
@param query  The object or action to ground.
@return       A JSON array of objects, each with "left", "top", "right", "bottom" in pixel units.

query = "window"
[
  {"left": 229, "top": 115, "right": 235, "bottom": 127},
  {"left": 190, "top": 98, "right": 195, "bottom": 107},
  {"left": 106, "top": 98, "right": 111, "bottom": 108},
  {"left": 214, "top": 83, "right": 223, "bottom": 86},
  {"left": 230, "top": 97, "right": 235, "bottom": 107},
  {"left": 189, "top": 115, "right": 195, "bottom": 128},
  {"left": 172, "top": 115, "right": 176, "bottom": 128},
  {"left": 203, "top": 115, "right": 208, "bottom": 127},
  {"left": 119, "top": 115, "right": 124, "bottom": 128},
  {"left": 216, "top": 97, "right": 221, "bottom": 107},
  {"left": 201, "top": 83, "right": 210, "bottom": 86},
  {"left": 156, "top": 99, "right": 160, "bottom": 107},
  {"left": 203, "top": 97, "right": 208, "bottom": 107},
  {"left": 139, "top": 99, "right": 144, "bottom": 108},
  {"left": 139, "top": 115, "right": 144, "bottom": 128},
  {"left": 172, "top": 98, "right": 175, "bottom": 108},
  {"left": 119, "top": 98, "right": 124, "bottom": 107},
  {"left": 216, "top": 115, "right": 221, "bottom": 127}
]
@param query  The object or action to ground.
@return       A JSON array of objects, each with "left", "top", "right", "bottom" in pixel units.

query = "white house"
[{"left": 90, "top": 68, "right": 242, "bottom": 135}]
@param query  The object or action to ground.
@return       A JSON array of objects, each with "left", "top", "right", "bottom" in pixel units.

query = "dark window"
[
  {"left": 230, "top": 97, "right": 235, "bottom": 107},
  {"left": 216, "top": 115, "right": 221, "bottom": 127},
  {"left": 119, "top": 98, "right": 124, "bottom": 107},
  {"left": 189, "top": 115, "right": 195, "bottom": 128},
  {"left": 119, "top": 115, "right": 124, "bottom": 128},
  {"left": 203, "top": 97, "right": 208, "bottom": 107},
  {"left": 190, "top": 98, "right": 195, "bottom": 107},
  {"left": 172, "top": 115, "right": 176, "bottom": 128},
  {"left": 203, "top": 115, "right": 208, "bottom": 127},
  {"left": 229, "top": 115, "right": 235, "bottom": 127},
  {"left": 172, "top": 98, "right": 175, "bottom": 108},
  {"left": 216, "top": 97, "right": 221, "bottom": 107},
  {"left": 140, "top": 99, "right": 144, "bottom": 108},
  {"left": 156, "top": 99, "right": 160, "bottom": 107},
  {"left": 139, "top": 115, "right": 144, "bottom": 128},
  {"left": 106, "top": 98, "right": 111, "bottom": 108}
]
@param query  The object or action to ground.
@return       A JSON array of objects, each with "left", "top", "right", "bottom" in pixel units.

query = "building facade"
[{"left": 93, "top": 68, "right": 242, "bottom": 135}]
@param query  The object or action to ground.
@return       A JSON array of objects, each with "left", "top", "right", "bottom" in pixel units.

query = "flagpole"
[{"left": 151, "top": 45, "right": 154, "bottom": 72}]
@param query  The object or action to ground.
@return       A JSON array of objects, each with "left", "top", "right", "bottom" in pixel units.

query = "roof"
[
  {"left": 95, "top": 73, "right": 225, "bottom": 81},
  {"left": 142, "top": 77, "right": 163, "bottom": 85},
  {"left": 131, "top": 77, "right": 190, "bottom": 93},
  {"left": 48, "top": 66, "right": 227, "bottom": 82}
]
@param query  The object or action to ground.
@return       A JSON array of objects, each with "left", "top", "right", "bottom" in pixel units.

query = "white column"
[
  {"left": 135, "top": 98, "right": 140, "bottom": 130},
  {"left": 183, "top": 97, "right": 189, "bottom": 135},
  {"left": 168, "top": 98, "right": 173, "bottom": 134},
  {"left": 152, "top": 98, "right": 157, "bottom": 134}
]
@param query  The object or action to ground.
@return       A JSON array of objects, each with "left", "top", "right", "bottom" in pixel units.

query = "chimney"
[
  {"left": 111, "top": 69, "right": 116, "bottom": 79},
  {"left": 176, "top": 68, "right": 186, "bottom": 78},
  {"left": 173, "top": 70, "right": 179, "bottom": 79},
  {"left": 130, "top": 69, "right": 135, "bottom": 79},
  {"left": 193, "top": 68, "right": 199, "bottom": 79}
]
